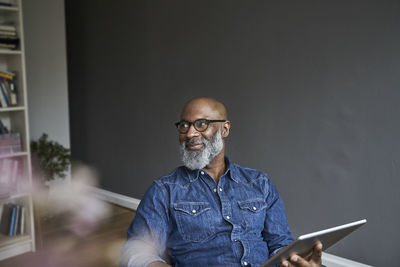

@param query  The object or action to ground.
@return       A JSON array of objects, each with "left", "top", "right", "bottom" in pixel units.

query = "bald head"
[{"left": 181, "top": 97, "right": 227, "bottom": 121}]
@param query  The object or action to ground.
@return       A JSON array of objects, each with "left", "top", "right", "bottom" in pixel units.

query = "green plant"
[{"left": 30, "top": 133, "right": 71, "bottom": 182}]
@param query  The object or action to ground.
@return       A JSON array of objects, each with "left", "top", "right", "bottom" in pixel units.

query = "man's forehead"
[{"left": 181, "top": 98, "right": 224, "bottom": 120}]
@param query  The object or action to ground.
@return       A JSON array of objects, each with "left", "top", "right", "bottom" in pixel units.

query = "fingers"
[
  {"left": 280, "top": 259, "right": 290, "bottom": 267},
  {"left": 310, "top": 241, "right": 323, "bottom": 264},
  {"left": 280, "top": 255, "right": 308, "bottom": 267},
  {"left": 292, "top": 254, "right": 309, "bottom": 266},
  {"left": 280, "top": 242, "right": 323, "bottom": 267}
]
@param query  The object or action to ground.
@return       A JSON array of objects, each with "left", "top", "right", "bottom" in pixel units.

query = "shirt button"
[
  {"left": 213, "top": 188, "right": 217, "bottom": 193},
  {"left": 226, "top": 216, "right": 230, "bottom": 219},
  {"left": 192, "top": 209, "right": 196, "bottom": 213},
  {"left": 219, "top": 188, "right": 223, "bottom": 192},
  {"left": 200, "top": 171, "right": 205, "bottom": 175},
  {"left": 253, "top": 206, "right": 257, "bottom": 211},
  {"left": 243, "top": 261, "right": 248, "bottom": 266}
]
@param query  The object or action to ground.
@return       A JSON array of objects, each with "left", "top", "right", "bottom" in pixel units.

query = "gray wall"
[
  {"left": 66, "top": 1, "right": 400, "bottom": 266},
  {"left": 23, "top": 0, "right": 71, "bottom": 176}
]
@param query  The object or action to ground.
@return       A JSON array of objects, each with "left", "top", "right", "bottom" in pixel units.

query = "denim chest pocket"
[
  {"left": 238, "top": 199, "right": 268, "bottom": 230},
  {"left": 173, "top": 202, "right": 215, "bottom": 242}
]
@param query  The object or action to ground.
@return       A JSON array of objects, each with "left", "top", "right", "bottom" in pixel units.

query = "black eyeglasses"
[{"left": 175, "top": 119, "right": 226, "bottom": 133}]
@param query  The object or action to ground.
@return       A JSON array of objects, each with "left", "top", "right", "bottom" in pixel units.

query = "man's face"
[
  {"left": 178, "top": 100, "right": 226, "bottom": 170},
  {"left": 178, "top": 100, "right": 222, "bottom": 145}
]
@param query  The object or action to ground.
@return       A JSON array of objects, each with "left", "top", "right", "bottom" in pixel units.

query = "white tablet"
[{"left": 261, "top": 219, "right": 367, "bottom": 267}]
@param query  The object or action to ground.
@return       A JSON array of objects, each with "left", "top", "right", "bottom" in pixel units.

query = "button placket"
[{"left": 218, "top": 185, "right": 233, "bottom": 224}]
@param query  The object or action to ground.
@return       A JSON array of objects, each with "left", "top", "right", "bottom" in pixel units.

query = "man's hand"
[{"left": 280, "top": 241, "right": 322, "bottom": 267}]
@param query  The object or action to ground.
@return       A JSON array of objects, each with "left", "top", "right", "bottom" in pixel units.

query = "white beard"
[{"left": 179, "top": 128, "right": 223, "bottom": 170}]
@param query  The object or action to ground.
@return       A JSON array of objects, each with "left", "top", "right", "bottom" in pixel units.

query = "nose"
[{"left": 185, "top": 123, "right": 200, "bottom": 138}]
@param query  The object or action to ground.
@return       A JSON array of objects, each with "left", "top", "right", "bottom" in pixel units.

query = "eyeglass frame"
[{"left": 174, "top": 119, "right": 227, "bottom": 133}]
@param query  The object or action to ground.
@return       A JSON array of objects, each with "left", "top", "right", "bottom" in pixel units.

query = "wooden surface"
[{"left": 0, "top": 202, "right": 135, "bottom": 267}]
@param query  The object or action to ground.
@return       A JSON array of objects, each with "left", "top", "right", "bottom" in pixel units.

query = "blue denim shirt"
[{"left": 124, "top": 158, "right": 293, "bottom": 267}]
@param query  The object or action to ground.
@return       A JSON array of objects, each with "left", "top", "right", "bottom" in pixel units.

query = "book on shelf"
[
  {"left": 0, "top": 30, "right": 16, "bottom": 37},
  {"left": 8, "top": 204, "right": 16, "bottom": 236},
  {"left": 12, "top": 204, "right": 20, "bottom": 236},
  {"left": 0, "top": 203, "right": 13, "bottom": 235},
  {"left": 0, "top": 81, "right": 9, "bottom": 107},
  {"left": 0, "top": 43, "right": 16, "bottom": 49},
  {"left": 0, "top": 132, "right": 22, "bottom": 154},
  {"left": 0, "top": 119, "right": 8, "bottom": 134},
  {"left": 0, "top": 157, "right": 20, "bottom": 195},
  {"left": 0, "top": 71, "right": 15, "bottom": 80},
  {"left": 0, "top": 72, "right": 18, "bottom": 107},
  {"left": 19, "top": 206, "right": 25, "bottom": 235},
  {"left": 0, "top": 36, "right": 18, "bottom": 49},
  {"left": 0, "top": 203, "right": 25, "bottom": 237},
  {"left": 0, "top": 1, "right": 13, "bottom": 7},
  {"left": 0, "top": 184, "right": 10, "bottom": 198},
  {"left": 0, "top": 24, "right": 18, "bottom": 50},
  {"left": 0, "top": 25, "right": 16, "bottom": 32}
]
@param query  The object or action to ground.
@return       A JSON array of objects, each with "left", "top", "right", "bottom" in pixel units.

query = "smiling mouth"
[{"left": 186, "top": 143, "right": 204, "bottom": 150}]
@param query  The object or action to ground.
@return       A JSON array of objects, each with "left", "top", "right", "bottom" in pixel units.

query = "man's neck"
[{"left": 203, "top": 151, "right": 226, "bottom": 184}]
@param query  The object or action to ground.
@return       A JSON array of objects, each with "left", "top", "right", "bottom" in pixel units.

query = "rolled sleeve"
[
  {"left": 120, "top": 239, "right": 167, "bottom": 267},
  {"left": 262, "top": 178, "right": 294, "bottom": 257}
]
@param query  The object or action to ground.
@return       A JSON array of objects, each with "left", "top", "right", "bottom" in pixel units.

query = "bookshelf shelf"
[
  {"left": 0, "top": 192, "right": 30, "bottom": 202},
  {"left": 0, "top": 0, "right": 35, "bottom": 261},
  {"left": 0, "top": 50, "right": 22, "bottom": 55},
  {"left": 0, "top": 234, "right": 30, "bottom": 248},
  {"left": 0, "top": 106, "right": 25, "bottom": 112},
  {"left": 0, "top": 235, "right": 31, "bottom": 261},
  {"left": 0, "top": 7, "right": 19, "bottom": 14},
  {"left": 0, "top": 151, "right": 27, "bottom": 158}
]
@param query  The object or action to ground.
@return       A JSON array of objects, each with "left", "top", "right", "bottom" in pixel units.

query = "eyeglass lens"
[{"left": 178, "top": 119, "right": 209, "bottom": 133}]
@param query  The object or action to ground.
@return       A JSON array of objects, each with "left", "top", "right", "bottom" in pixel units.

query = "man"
[{"left": 121, "top": 97, "right": 322, "bottom": 267}]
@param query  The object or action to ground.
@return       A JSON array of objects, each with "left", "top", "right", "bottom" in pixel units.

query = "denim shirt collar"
[{"left": 182, "top": 157, "right": 240, "bottom": 183}]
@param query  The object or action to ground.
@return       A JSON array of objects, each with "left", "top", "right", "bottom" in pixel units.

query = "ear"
[{"left": 221, "top": 120, "right": 231, "bottom": 138}]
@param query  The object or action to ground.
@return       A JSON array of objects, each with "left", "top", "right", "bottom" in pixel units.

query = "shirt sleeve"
[
  {"left": 262, "top": 177, "right": 294, "bottom": 258},
  {"left": 120, "top": 181, "right": 171, "bottom": 267}
]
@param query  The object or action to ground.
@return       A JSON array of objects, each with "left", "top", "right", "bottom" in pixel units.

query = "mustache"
[{"left": 184, "top": 138, "right": 205, "bottom": 146}]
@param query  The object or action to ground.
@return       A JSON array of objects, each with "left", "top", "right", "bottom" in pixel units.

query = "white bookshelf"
[{"left": 0, "top": 0, "right": 35, "bottom": 260}]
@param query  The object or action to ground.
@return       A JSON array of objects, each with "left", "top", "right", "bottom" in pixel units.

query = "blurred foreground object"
[
  {"left": 34, "top": 164, "right": 110, "bottom": 236},
  {"left": 15, "top": 164, "right": 116, "bottom": 267}
]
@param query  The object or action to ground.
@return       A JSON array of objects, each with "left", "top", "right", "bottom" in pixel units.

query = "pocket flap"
[
  {"left": 238, "top": 199, "right": 267, "bottom": 213},
  {"left": 173, "top": 202, "right": 211, "bottom": 216}
]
